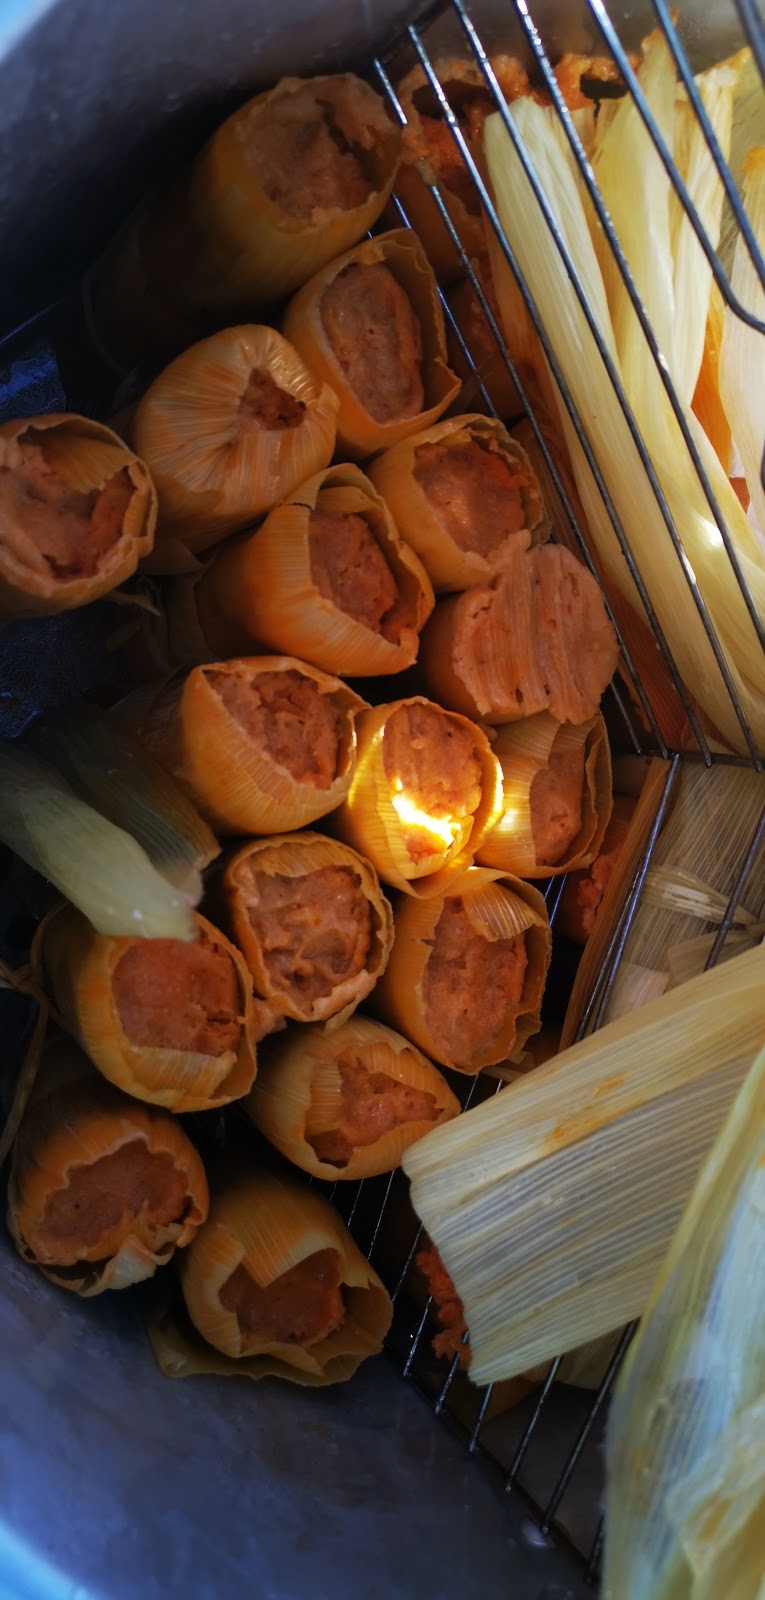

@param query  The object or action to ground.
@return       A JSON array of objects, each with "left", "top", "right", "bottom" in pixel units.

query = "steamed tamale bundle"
[
  {"left": 557, "top": 793, "right": 637, "bottom": 943},
  {"left": 195, "top": 463, "right": 435, "bottom": 675},
  {"left": 8, "top": 1040, "right": 208, "bottom": 1295},
  {"left": 90, "top": 74, "right": 402, "bottom": 359},
  {"left": 404, "top": 944, "right": 765, "bottom": 1384},
  {"left": 167, "top": 1166, "right": 392, "bottom": 1386},
  {"left": 476, "top": 712, "right": 613, "bottom": 878},
  {"left": 445, "top": 275, "right": 524, "bottom": 420},
  {"left": 121, "top": 657, "right": 365, "bottom": 835},
  {"left": 223, "top": 832, "right": 393, "bottom": 1031},
  {"left": 419, "top": 542, "right": 620, "bottom": 725},
  {"left": 247, "top": 1014, "right": 460, "bottom": 1180},
  {"left": 39, "top": 903, "right": 258, "bottom": 1112},
  {"left": 367, "top": 414, "right": 548, "bottom": 593},
  {"left": 131, "top": 325, "right": 339, "bottom": 572},
  {"left": 0, "top": 414, "right": 156, "bottom": 618},
  {"left": 374, "top": 867, "right": 550, "bottom": 1074},
  {"left": 329, "top": 695, "right": 503, "bottom": 896},
  {"left": 283, "top": 228, "right": 460, "bottom": 456}
]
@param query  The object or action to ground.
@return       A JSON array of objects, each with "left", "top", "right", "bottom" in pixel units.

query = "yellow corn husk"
[
  {"left": 151, "top": 1165, "right": 392, "bottom": 1387},
  {"left": 223, "top": 831, "right": 393, "bottom": 1031},
  {"left": 404, "top": 943, "right": 765, "bottom": 1386},
  {"left": 7, "top": 1039, "right": 208, "bottom": 1295},
  {"left": 603, "top": 1043, "right": 765, "bottom": 1600},
  {"left": 329, "top": 695, "right": 503, "bottom": 897},
  {"left": 195, "top": 462, "right": 434, "bottom": 675},
  {"left": 120, "top": 656, "right": 366, "bottom": 836},
  {"left": 39, "top": 903, "right": 258, "bottom": 1113},
  {"left": 282, "top": 228, "right": 460, "bottom": 457},
  {"left": 373, "top": 866, "right": 550, "bottom": 1074},
  {"left": 419, "top": 542, "right": 620, "bottom": 726},
  {"left": 131, "top": 325, "right": 339, "bottom": 572},
  {"left": 0, "top": 412, "right": 156, "bottom": 619},
  {"left": 246, "top": 1014, "right": 460, "bottom": 1181},
  {"left": 720, "top": 147, "right": 765, "bottom": 543},
  {"left": 0, "top": 744, "right": 195, "bottom": 940},
  {"left": 556, "top": 793, "right": 638, "bottom": 944},
  {"left": 475, "top": 711, "right": 612, "bottom": 878},
  {"left": 89, "top": 74, "right": 402, "bottom": 360},
  {"left": 367, "top": 413, "right": 548, "bottom": 594}
]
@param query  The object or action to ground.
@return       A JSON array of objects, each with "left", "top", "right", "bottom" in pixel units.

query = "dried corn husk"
[
  {"left": 8, "top": 1039, "right": 208, "bottom": 1295},
  {"left": 39, "top": 903, "right": 258, "bottom": 1112},
  {"left": 367, "top": 414, "right": 548, "bottom": 593},
  {"left": 120, "top": 657, "right": 365, "bottom": 836},
  {"left": 223, "top": 831, "right": 393, "bottom": 1031},
  {"left": 419, "top": 542, "right": 620, "bottom": 725},
  {"left": 329, "top": 696, "right": 503, "bottom": 897},
  {"left": 374, "top": 867, "right": 550, "bottom": 1074},
  {"left": 604, "top": 1042, "right": 765, "bottom": 1600},
  {"left": 155, "top": 1166, "right": 392, "bottom": 1386},
  {"left": 283, "top": 228, "right": 460, "bottom": 457},
  {"left": 404, "top": 943, "right": 765, "bottom": 1385},
  {"left": 131, "top": 325, "right": 338, "bottom": 572},
  {"left": 556, "top": 793, "right": 637, "bottom": 944},
  {"left": 90, "top": 75, "right": 401, "bottom": 359},
  {"left": 475, "top": 711, "right": 612, "bottom": 878},
  {"left": 720, "top": 147, "right": 765, "bottom": 542},
  {"left": 0, "top": 413, "right": 156, "bottom": 618},
  {"left": 195, "top": 462, "right": 434, "bottom": 674},
  {"left": 246, "top": 1014, "right": 460, "bottom": 1181}
]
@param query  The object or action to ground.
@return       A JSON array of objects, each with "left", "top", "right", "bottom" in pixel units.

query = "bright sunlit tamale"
[
  {"left": 174, "top": 1166, "right": 392, "bottom": 1386},
  {"left": 283, "top": 228, "right": 460, "bottom": 457},
  {"left": 557, "top": 794, "right": 637, "bottom": 944},
  {"left": 0, "top": 413, "right": 156, "bottom": 618},
  {"left": 329, "top": 695, "right": 503, "bottom": 896},
  {"left": 420, "top": 542, "right": 620, "bottom": 725},
  {"left": 367, "top": 414, "right": 548, "bottom": 593},
  {"left": 8, "top": 1040, "right": 208, "bottom": 1295},
  {"left": 90, "top": 75, "right": 402, "bottom": 359},
  {"left": 121, "top": 656, "right": 365, "bottom": 835},
  {"left": 39, "top": 903, "right": 258, "bottom": 1112},
  {"left": 404, "top": 943, "right": 765, "bottom": 1385},
  {"left": 195, "top": 462, "right": 434, "bottom": 675},
  {"left": 223, "top": 832, "right": 393, "bottom": 1031},
  {"left": 131, "top": 325, "right": 338, "bottom": 572},
  {"left": 247, "top": 1015, "right": 460, "bottom": 1181},
  {"left": 475, "top": 712, "right": 613, "bottom": 878},
  {"left": 374, "top": 867, "right": 550, "bottom": 1074}
]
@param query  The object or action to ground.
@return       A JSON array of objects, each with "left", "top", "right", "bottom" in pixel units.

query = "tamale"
[
  {"left": 476, "top": 712, "right": 613, "bottom": 878},
  {"left": 557, "top": 794, "right": 637, "bottom": 943},
  {"left": 444, "top": 273, "right": 524, "bottom": 421}
]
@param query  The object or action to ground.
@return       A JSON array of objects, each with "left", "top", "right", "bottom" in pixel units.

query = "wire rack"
[{"left": 330, "top": 0, "right": 765, "bottom": 1579}]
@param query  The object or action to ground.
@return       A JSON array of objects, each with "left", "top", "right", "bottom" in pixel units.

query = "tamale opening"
[
  {"left": 204, "top": 666, "right": 342, "bottom": 789},
  {"left": 0, "top": 433, "right": 134, "bottom": 582},
  {"left": 235, "top": 860, "right": 372, "bottom": 1005},
  {"left": 112, "top": 930, "right": 242, "bottom": 1056},
  {"left": 240, "top": 82, "right": 376, "bottom": 221},
  {"left": 219, "top": 1247, "right": 345, "bottom": 1347},
  {"left": 529, "top": 745, "right": 586, "bottom": 867},
  {"left": 412, "top": 438, "right": 532, "bottom": 557},
  {"left": 37, "top": 1140, "right": 191, "bottom": 1263},
  {"left": 320, "top": 262, "right": 424, "bottom": 422},
  {"left": 238, "top": 369, "right": 306, "bottom": 431},
  {"left": 383, "top": 702, "right": 482, "bottom": 862},
  {"left": 421, "top": 897, "right": 528, "bottom": 1066},
  {"left": 306, "top": 1054, "right": 438, "bottom": 1168},
  {"left": 308, "top": 507, "right": 413, "bottom": 641}
]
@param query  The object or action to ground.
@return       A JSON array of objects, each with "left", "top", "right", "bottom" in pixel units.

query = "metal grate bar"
[
  {"left": 735, "top": 0, "right": 765, "bottom": 82},
  {"left": 506, "top": 1357, "right": 563, "bottom": 1487},
  {"left": 444, "top": 3, "right": 762, "bottom": 763},
  {"left": 540, "top": 1321, "right": 638, "bottom": 1533},
  {"left": 704, "top": 803, "right": 765, "bottom": 968},
  {"left": 585, "top": 1516, "right": 605, "bottom": 1584}
]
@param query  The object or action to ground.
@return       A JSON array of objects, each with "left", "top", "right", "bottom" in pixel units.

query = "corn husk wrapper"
[
  {"left": 39, "top": 903, "right": 258, "bottom": 1113},
  {"left": 131, "top": 325, "right": 339, "bottom": 572},
  {"left": 419, "top": 542, "right": 620, "bottom": 725},
  {"left": 604, "top": 1042, "right": 765, "bottom": 1600},
  {"left": 556, "top": 793, "right": 638, "bottom": 944},
  {"left": 90, "top": 74, "right": 401, "bottom": 360},
  {"left": 374, "top": 867, "right": 550, "bottom": 1074},
  {"left": 8, "top": 1039, "right": 208, "bottom": 1296},
  {"left": 0, "top": 413, "right": 156, "bottom": 619},
  {"left": 404, "top": 944, "right": 765, "bottom": 1385},
  {"left": 445, "top": 274, "right": 525, "bottom": 420},
  {"left": 120, "top": 656, "right": 365, "bottom": 836},
  {"left": 246, "top": 1014, "right": 460, "bottom": 1181},
  {"left": 720, "top": 147, "right": 765, "bottom": 543},
  {"left": 283, "top": 228, "right": 460, "bottom": 457},
  {"left": 153, "top": 1166, "right": 392, "bottom": 1387},
  {"left": 223, "top": 831, "right": 393, "bottom": 1031},
  {"left": 195, "top": 462, "right": 434, "bottom": 674},
  {"left": 476, "top": 711, "right": 612, "bottom": 878},
  {"left": 329, "top": 696, "right": 504, "bottom": 897},
  {"left": 367, "top": 413, "right": 548, "bottom": 593}
]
